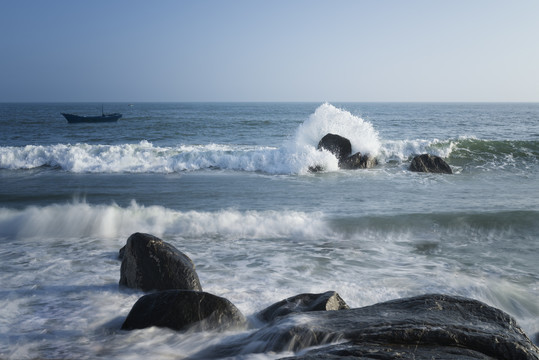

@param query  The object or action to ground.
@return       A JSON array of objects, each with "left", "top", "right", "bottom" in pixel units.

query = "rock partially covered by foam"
[
  {"left": 339, "top": 152, "right": 378, "bottom": 169},
  {"left": 191, "top": 294, "right": 539, "bottom": 360},
  {"left": 119, "top": 232, "right": 202, "bottom": 292},
  {"left": 121, "top": 290, "right": 246, "bottom": 332},
  {"left": 315, "top": 133, "right": 377, "bottom": 171},
  {"left": 257, "top": 291, "right": 349, "bottom": 322},
  {"left": 317, "top": 133, "right": 352, "bottom": 162},
  {"left": 410, "top": 153, "right": 452, "bottom": 174}
]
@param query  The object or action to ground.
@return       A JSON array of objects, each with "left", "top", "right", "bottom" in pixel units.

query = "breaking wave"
[
  {"left": 1, "top": 104, "right": 536, "bottom": 174},
  {"left": 0, "top": 201, "right": 327, "bottom": 240}
]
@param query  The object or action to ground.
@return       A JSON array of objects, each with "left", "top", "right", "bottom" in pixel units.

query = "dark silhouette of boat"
[{"left": 61, "top": 106, "right": 122, "bottom": 123}]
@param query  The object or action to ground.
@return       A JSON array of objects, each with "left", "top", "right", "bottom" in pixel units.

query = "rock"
[
  {"left": 257, "top": 291, "right": 349, "bottom": 322},
  {"left": 281, "top": 342, "right": 503, "bottom": 359},
  {"left": 190, "top": 294, "right": 539, "bottom": 360},
  {"left": 410, "top": 154, "right": 452, "bottom": 174},
  {"left": 118, "top": 245, "right": 125, "bottom": 260},
  {"left": 317, "top": 134, "right": 352, "bottom": 162},
  {"left": 121, "top": 290, "right": 246, "bottom": 332},
  {"left": 315, "top": 134, "right": 378, "bottom": 171},
  {"left": 119, "top": 232, "right": 202, "bottom": 292},
  {"left": 339, "top": 152, "right": 378, "bottom": 169}
]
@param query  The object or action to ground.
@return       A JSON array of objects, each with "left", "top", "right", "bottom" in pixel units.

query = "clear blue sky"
[{"left": 1, "top": 0, "right": 538, "bottom": 102}]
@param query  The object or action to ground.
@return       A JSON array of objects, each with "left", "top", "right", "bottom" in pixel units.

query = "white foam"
[
  {"left": 0, "top": 201, "right": 327, "bottom": 241},
  {"left": 294, "top": 103, "right": 381, "bottom": 157},
  {"left": 0, "top": 104, "right": 385, "bottom": 175},
  {"left": 379, "top": 138, "right": 458, "bottom": 162}
]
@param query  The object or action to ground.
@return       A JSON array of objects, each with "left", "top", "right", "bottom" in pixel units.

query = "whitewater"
[{"left": 0, "top": 102, "right": 538, "bottom": 359}]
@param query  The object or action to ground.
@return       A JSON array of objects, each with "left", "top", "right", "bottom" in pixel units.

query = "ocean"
[{"left": 0, "top": 102, "right": 538, "bottom": 359}]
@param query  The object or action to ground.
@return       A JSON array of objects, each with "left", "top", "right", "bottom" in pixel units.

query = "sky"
[{"left": 1, "top": 0, "right": 538, "bottom": 102}]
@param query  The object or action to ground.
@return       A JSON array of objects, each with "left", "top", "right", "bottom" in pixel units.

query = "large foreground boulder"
[
  {"left": 119, "top": 232, "right": 202, "bottom": 292},
  {"left": 121, "top": 290, "right": 246, "bottom": 332},
  {"left": 190, "top": 294, "right": 539, "bottom": 360},
  {"left": 410, "top": 153, "right": 452, "bottom": 174},
  {"left": 257, "top": 291, "right": 349, "bottom": 322}
]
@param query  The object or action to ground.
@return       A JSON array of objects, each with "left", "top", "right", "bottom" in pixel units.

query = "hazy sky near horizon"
[{"left": 1, "top": 0, "right": 538, "bottom": 102}]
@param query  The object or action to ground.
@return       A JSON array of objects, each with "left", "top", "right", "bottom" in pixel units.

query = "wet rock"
[
  {"left": 339, "top": 152, "right": 378, "bottom": 169},
  {"left": 121, "top": 290, "right": 246, "bottom": 332},
  {"left": 281, "top": 342, "right": 500, "bottom": 359},
  {"left": 410, "top": 153, "right": 452, "bottom": 174},
  {"left": 257, "top": 291, "right": 349, "bottom": 322},
  {"left": 317, "top": 133, "right": 352, "bottom": 162},
  {"left": 190, "top": 294, "right": 539, "bottom": 360},
  {"left": 313, "top": 134, "right": 378, "bottom": 171},
  {"left": 119, "top": 232, "right": 202, "bottom": 292}
]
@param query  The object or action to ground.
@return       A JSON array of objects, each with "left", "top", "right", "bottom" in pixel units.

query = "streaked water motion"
[{"left": 1, "top": 102, "right": 538, "bottom": 359}]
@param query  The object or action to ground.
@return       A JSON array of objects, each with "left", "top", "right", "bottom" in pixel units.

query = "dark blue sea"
[{"left": 1, "top": 102, "right": 538, "bottom": 359}]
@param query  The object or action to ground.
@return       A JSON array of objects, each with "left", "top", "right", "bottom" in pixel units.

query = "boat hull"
[{"left": 61, "top": 113, "right": 122, "bottom": 123}]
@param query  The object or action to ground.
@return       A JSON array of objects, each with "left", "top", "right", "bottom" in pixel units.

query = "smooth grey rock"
[
  {"left": 121, "top": 290, "right": 246, "bottom": 332},
  {"left": 189, "top": 294, "right": 539, "bottom": 360},
  {"left": 119, "top": 232, "right": 202, "bottom": 292},
  {"left": 410, "top": 154, "right": 452, "bottom": 174},
  {"left": 257, "top": 291, "right": 349, "bottom": 322}
]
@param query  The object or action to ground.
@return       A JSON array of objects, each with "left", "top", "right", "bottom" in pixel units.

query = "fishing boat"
[{"left": 61, "top": 106, "right": 122, "bottom": 123}]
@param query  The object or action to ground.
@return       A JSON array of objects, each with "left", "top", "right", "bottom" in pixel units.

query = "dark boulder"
[
  {"left": 410, "top": 153, "right": 452, "bottom": 174},
  {"left": 119, "top": 232, "right": 202, "bottom": 292},
  {"left": 317, "top": 134, "right": 352, "bottom": 162},
  {"left": 121, "top": 290, "right": 246, "bottom": 332},
  {"left": 339, "top": 152, "right": 378, "bottom": 169},
  {"left": 190, "top": 294, "right": 539, "bottom": 360},
  {"left": 313, "top": 134, "right": 378, "bottom": 171},
  {"left": 257, "top": 291, "right": 349, "bottom": 322}
]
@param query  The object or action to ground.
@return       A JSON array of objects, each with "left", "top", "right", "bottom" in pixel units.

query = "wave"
[
  {"left": 330, "top": 210, "right": 539, "bottom": 236},
  {"left": 380, "top": 136, "right": 538, "bottom": 170},
  {"left": 1, "top": 104, "right": 537, "bottom": 174},
  {"left": 1, "top": 200, "right": 537, "bottom": 242},
  {"left": 0, "top": 201, "right": 327, "bottom": 240},
  {"left": 0, "top": 104, "right": 379, "bottom": 174}
]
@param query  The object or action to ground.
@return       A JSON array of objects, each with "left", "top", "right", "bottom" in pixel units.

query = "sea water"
[{"left": 0, "top": 102, "right": 538, "bottom": 359}]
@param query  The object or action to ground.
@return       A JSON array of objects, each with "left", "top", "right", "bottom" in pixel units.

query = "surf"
[
  {"left": 1, "top": 104, "right": 537, "bottom": 174},
  {"left": 0, "top": 201, "right": 327, "bottom": 241}
]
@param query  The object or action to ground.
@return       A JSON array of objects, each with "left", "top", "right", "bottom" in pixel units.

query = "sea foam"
[
  {"left": 0, "top": 201, "right": 327, "bottom": 241},
  {"left": 0, "top": 104, "right": 383, "bottom": 175}
]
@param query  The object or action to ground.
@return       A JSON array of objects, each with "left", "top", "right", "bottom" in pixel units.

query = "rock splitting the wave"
[
  {"left": 121, "top": 289, "right": 246, "bottom": 332},
  {"left": 410, "top": 153, "right": 453, "bottom": 174},
  {"left": 119, "top": 232, "right": 202, "bottom": 292},
  {"left": 313, "top": 133, "right": 377, "bottom": 171},
  {"left": 317, "top": 133, "right": 352, "bottom": 162},
  {"left": 257, "top": 291, "right": 349, "bottom": 322},
  {"left": 189, "top": 294, "right": 539, "bottom": 360}
]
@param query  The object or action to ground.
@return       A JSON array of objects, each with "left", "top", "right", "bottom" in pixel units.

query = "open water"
[{"left": 0, "top": 102, "right": 538, "bottom": 359}]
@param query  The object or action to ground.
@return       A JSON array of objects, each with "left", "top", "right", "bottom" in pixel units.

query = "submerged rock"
[
  {"left": 119, "top": 232, "right": 202, "bottom": 292},
  {"left": 190, "top": 294, "right": 539, "bottom": 360},
  {"left": 257, "top": 291, "right": 349, "bottom": 322},
  {"left": 121, "top": 290, "right": 246, "bottom": 332},
  {"left": 410, "top": 153, "right": 452, "bottom": 174}
]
